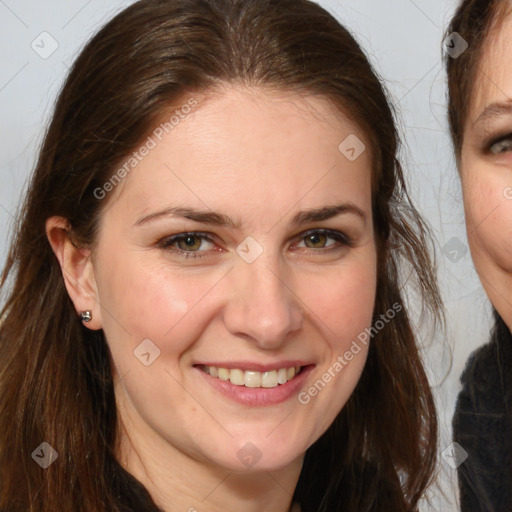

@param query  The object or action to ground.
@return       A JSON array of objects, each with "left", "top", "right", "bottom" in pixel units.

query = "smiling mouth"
[{"left": 199, "top": 365, "right": 302, "bottom": 388}]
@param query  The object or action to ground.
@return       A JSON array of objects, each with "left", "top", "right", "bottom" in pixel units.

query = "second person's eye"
[{"left": 488, "top": 135, "right": 512, "bottom": 154}]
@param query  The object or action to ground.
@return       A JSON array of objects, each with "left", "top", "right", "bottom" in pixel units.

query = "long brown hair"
[{"left": 0, "top": 1, "right": 441, "bottom": 510}]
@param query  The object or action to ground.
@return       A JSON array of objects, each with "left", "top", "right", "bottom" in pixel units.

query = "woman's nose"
[{"left": 222, "top": 248, "right": 304, "bottom": 349}]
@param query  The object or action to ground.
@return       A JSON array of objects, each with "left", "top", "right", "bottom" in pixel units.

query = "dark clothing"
[
  {"left": 111, "top": 462, "right": 163, "bottom": 512},
  {"left": 453, "top": 312, "right": 512, "bottom": 512}
]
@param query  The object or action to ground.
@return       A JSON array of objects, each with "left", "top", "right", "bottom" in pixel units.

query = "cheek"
[
  {"left": 95, "top": 251, "right": 227, "bottom": 359},
  {"left": 319, "top": 267, "right": 376, "bottom": 337},
  {"left": 296, "top": 258, "right": 376, "bottom": 429},
  {"left": 297, "top": 249, "right": 377, "bottom": 354},
  {"left": 464, "top": 173, "right": 512, "bottom": 273}
]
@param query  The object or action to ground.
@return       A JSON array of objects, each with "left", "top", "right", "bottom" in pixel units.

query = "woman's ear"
[{"left": 45, "top": 216, "right": 103, "bottom": 330}]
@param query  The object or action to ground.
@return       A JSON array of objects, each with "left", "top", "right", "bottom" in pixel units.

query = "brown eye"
[
  {"left": 296, "top": 230, "right": 350, "bottom": 251},
  {"left": 177, "top": 234, "right": 203, "bottom": 251},
  {"left": 161, "top": 232, "right": 216, "bottom": 258},
  {"left": 304, "top": 232, "right": 329, "bottom": 248}
]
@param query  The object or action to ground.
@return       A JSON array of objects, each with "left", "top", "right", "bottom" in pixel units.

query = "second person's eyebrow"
[{"left": 474, "top": 99, "right": 512, "bottom": 126}]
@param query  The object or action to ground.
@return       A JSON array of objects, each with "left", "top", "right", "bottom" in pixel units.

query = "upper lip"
[{"left": 194, "top": 361, "right": 312, "bottom": 372}]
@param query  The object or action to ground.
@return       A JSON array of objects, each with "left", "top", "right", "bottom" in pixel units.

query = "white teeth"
[
  {"left": 277, "top": 368, "right": 288, "bottom": 385},
  {"left": 218, "top": 368, "right": 230, "bottom": 381},
  {"left": 261, "top": 370, "right": 278, "bottom": 388},
  {"left": 202, "top": 365, "right": 301, "bottom": 388},
  {"left": 244, "top": 371, "right": 261, "bottom": 388},
  {"left": 229, "top": 368, "right": 245, "bottom": 386}
]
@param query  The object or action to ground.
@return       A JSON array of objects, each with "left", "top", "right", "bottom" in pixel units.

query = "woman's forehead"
[
  {"left": 466, "top": 9, "right": 512, "bottom": 125},
  {"left": 101, "top": 87, "right": 373, "bottom": 218}
]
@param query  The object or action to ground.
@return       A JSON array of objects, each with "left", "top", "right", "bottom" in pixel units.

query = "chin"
[{"left": 203, "top": 438, "right": 307, "bottom": 473}]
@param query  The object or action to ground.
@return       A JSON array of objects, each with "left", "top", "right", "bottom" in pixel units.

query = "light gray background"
[{"left": 0, "top": 1, "right": 488, "bottom": 510}]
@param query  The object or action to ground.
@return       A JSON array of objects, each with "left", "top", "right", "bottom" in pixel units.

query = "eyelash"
[{"left": 159, "top": 229, "right": 353, "bottom": 259}]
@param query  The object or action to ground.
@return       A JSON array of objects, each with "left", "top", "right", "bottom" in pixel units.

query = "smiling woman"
[{"left": 0, "top": 1, "right": 441, "bottom": 511}]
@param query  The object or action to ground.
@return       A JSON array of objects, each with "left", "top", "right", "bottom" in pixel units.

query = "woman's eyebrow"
[
  {"left": 134, "top": 207, "right": 240, "bottom": 229},
  {"left": 474, "top": 99, "right": 512, "bottom": 126},
  {"left": 291, "top": 203, "right": 366, "bottom": 225},
  {"left": 134, "top": 203, "right": 366, "bottom": 229}
]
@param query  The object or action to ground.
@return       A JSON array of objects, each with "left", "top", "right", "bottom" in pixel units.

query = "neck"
[{"left": 115, "top": 405, "right": 303, "bottom": 512}]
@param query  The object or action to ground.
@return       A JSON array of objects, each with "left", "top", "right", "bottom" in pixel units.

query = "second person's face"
[{"left": 460, "top": 10, "right": 512, "bottom": 330}]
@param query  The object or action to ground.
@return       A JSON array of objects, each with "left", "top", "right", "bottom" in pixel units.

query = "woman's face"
[
  {"left": 460, "top": 11, "right": 512, "bottom": 330},
  {"left": 90, "top": 86, "right": 377, "bottom": 473}
]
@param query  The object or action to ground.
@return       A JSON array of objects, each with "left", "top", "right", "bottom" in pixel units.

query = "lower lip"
[{"left": 195, "top": 365, "right": 315, "bottom": 406}]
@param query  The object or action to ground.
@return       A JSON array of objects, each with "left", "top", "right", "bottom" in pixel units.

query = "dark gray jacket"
[{"left": 453, "top": 311, "right": 512, "bottom": 512}]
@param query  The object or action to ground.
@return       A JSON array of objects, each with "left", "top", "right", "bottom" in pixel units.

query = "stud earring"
[{"left": 80, "top": 310, "right": 92, "bottom": 323}]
